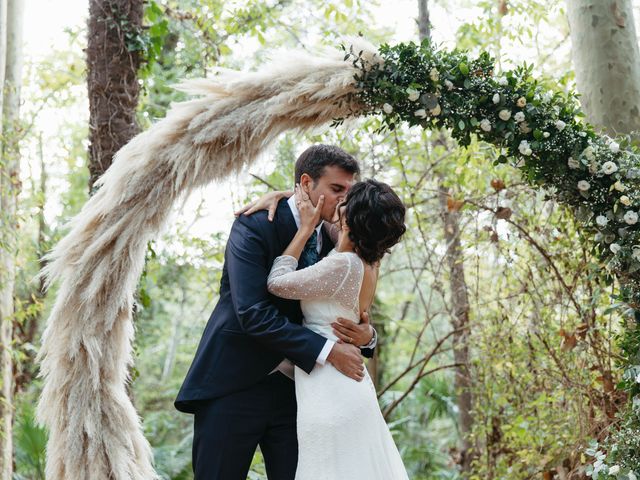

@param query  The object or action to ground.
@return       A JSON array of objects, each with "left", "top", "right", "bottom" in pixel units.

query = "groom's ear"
[{"left": 299, "top": 173, "right": 314, "bottom": 193}]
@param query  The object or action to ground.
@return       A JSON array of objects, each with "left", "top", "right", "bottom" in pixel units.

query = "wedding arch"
[{"left": 37, "top": 37, "right": 640, "bottom": 478}]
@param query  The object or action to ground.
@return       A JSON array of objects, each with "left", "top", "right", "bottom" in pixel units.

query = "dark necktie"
[{"left": 300, "top": 229, "right": 319, "bottom": 268}]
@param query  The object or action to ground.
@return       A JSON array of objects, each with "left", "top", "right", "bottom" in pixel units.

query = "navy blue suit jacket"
[{"left": 175, "top": 199, "right": 373, "bottom": 413}]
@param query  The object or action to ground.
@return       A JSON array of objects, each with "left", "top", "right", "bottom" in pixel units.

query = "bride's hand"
[
  {"left": 295, "top": 184, "right": 324, "bottom": 234},
  {"left": 234, "top": 189, "right": 293, "bottom": 222}
]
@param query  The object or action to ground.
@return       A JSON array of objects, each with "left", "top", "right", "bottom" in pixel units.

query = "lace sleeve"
[{"left": 267, "top": 252, "right": 364, "bottom": 309}]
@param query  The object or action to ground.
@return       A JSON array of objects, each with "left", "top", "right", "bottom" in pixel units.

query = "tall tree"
[
  {"left": 566, "top": 0, "right": 640, "bottom": 463},
  {"left": 0, "top": 0, "right": 24, "bottom": 477},
  {"left": 87, "top": 0, "right": 143, "bottom": 190},
  {"left": 415, "top": 0, "right": 475, "bottom": 472},
  {"left": 566, "top": 0, "right": 640, "bottom": 135}
]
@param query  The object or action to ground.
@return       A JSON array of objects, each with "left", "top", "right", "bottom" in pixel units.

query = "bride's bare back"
[{"left": 358, "top": 262, "right": 379, "bottom": 317}]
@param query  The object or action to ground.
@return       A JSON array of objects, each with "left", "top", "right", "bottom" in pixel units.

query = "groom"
[{"left": 175, "top": 144, "right": 377, "bottom": 480}]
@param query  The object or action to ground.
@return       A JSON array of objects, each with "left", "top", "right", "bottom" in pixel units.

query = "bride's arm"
[
  {"left": 268, "top": 250, "right": 354, "bottom": 299},
  {"left": 267, "top": 187, "right": 350, "bottom": 301}
]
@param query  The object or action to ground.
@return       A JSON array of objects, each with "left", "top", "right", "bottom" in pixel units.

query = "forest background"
[{"left": 2, "top": 0, "right": 640, "bottom": 479}]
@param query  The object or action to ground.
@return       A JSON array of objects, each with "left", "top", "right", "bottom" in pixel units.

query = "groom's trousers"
[{"left": 192, "top": 372, "right": 298, "bottom": 480}]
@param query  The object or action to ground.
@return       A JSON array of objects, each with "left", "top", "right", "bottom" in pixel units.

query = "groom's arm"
[
  {"left": 226, "top": 213, "right": 328, "bottom": 374},
  {"left": 332, "top": 315, "right": 377, "bottom": 359}
]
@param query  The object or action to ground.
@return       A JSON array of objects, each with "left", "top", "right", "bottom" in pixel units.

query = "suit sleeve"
[{"left": 226, "top": 214, "right": 326, "bottom": 374}]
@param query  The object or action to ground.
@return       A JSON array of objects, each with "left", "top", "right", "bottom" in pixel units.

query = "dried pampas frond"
[{"left": 36, "top": 38, "right": 380, "bottom": 479}]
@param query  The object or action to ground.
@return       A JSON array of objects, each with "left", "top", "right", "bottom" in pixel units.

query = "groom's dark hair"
[{"left": 294, "top": 144, "right": 360, "bottom": 184}]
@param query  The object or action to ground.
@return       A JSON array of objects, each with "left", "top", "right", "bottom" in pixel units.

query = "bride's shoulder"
[{"left": 327, "top": 250, "right": 364, "bottom": 268}]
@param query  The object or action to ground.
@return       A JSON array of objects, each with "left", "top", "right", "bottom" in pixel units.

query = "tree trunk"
[
  {"left": 417, "top": 0, "right": 431, "bottom": 43},
  {"left": 14, "top": 133, "right": 47, "bottom": 394},
  {"left": 566, "top": 0, "right": 640, "bottom": 135},
  {"left": 0, "top": 0, "right": 24, "bottom": 477},
  {"left": 87, "top": 0, "right": 143, "bottom": 191},
  {"left": 437, "top": 181, "right": 474, "bottom": 472},
  {"left": 416, "top": 0, "right": 474, "bottom": 472}
]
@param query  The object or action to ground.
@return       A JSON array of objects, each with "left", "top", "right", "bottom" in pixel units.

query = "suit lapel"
[{"left": 275, "top": 198, "right": 298, "bottom": 252}]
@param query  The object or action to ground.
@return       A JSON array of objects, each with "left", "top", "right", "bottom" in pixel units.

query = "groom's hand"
[
  {"left": 327, "top": 343, "right": 365, "bottom": 381},
  {"left": 331, "top": 312, "right": 373, "bottom": 347}
]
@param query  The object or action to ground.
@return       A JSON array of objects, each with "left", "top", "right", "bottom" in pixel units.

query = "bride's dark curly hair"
[{"left": 342, "top": 179, "right": 406, "bottom": 264}]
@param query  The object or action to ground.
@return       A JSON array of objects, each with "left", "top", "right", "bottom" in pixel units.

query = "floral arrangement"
[{"left": 342, "top": 39, "right": 640, "bottom": 478}]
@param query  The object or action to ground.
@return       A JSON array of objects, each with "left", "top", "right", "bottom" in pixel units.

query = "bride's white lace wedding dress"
[{"left": 268, "top": 250, "right": 409, "bottom": 480}]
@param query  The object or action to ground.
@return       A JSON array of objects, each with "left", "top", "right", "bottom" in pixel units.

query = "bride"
[{"left": 266, "top": 179, "right": 409, "bottom": 480}]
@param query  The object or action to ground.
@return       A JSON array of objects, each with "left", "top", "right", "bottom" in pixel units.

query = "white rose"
[
  {"left": 624, "top": 210, "right": 638, "bottom": 225},
  {"left": 620, "top": 195, "right": 631, "bottom": 206},
  {"left": 518, "top": 140, "right": 532, "bottom": 156},
  {"left": 610, "top": 243, "right": 621, "bottom": 254},
  {"left": 555, "top": 120, "right": 566, "bottom": 131},
  {"left": 633, "top": 247, "right": 640, "bottom": 261},
  {"left": 609, "top": 465, "right": 620, "bottom": 475},
  {"left": 492, "top": 93, "right": 500, "bottom": 104},
  {"left": 596, "top": 215, "right": 609, "bottom": 227},
  {"left": 429, "top": 68, "right": 439, "bottom": 82},
  {"left": 414, "top": 109, "right": 427, "bottom": 119},
  {"left": 514, "top": 111, "right": 525, "bottom": 123},
  {"left": 567, "top": 157, "right": 580, "bottom": 169},
  {"left": 407, "top": 88, "right": 420, "bottom": 101},
  {"left": 444, "top": 79, "right": 454, "bottom": 90},
  {"left": 602, "top": 161, "right": 618, "bottom": 175},
  {"left": 498, "top": 77, "right": 508, "bottom": 86},
  {"left": 480, "top": 119, "right": 492, "bottom": 132},
  {"left": 610, "top": 141, "right": 620, "bottom": 153},
  {"left": 429, "top": 104, "right": 441, "bottom": 116},
  {"left": 578, "top": 180, "right": 590, "bottom": 191},
  {"left": 516, "top": 96, "right": 526, "bottom": 108},
  {"left": 583, "top": 146, "right": 595, "bottom": 161},
  {"left": 614, "top": 180, "right": 626, "bottom": 191},
  {"left": 498, "top": 109, "right": 511, "bottom": 121},
  {"left": 519, "top": 121, "right": 531, "bottom": 134},
  {"left": 382, "top": 103, "right": 393, "bottom": 114}
]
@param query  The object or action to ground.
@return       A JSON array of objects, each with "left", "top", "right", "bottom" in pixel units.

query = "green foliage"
[
  {"left": 584, "top": 417, "right": 640, "bottom": 479},
  {"left": 346, "top": 44, "right": 640, "bottom": 467},
  {"left": 139, "top": 0, "right": 171, "bottom": 78},
  {"left": 14, "top": 399, "right": 47, "bottom": 480},
  {"left": 382, "top": 375, "right": 461, "bottom": 479},
  {"left": 13, "top": 1, "right": 640, "bottom": 479},
  {"left": 349, "top": 40, "right": 640, "bottom": 309},
  {"left": 144, "top": 411, "right": 193, "bottom": 480}
]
